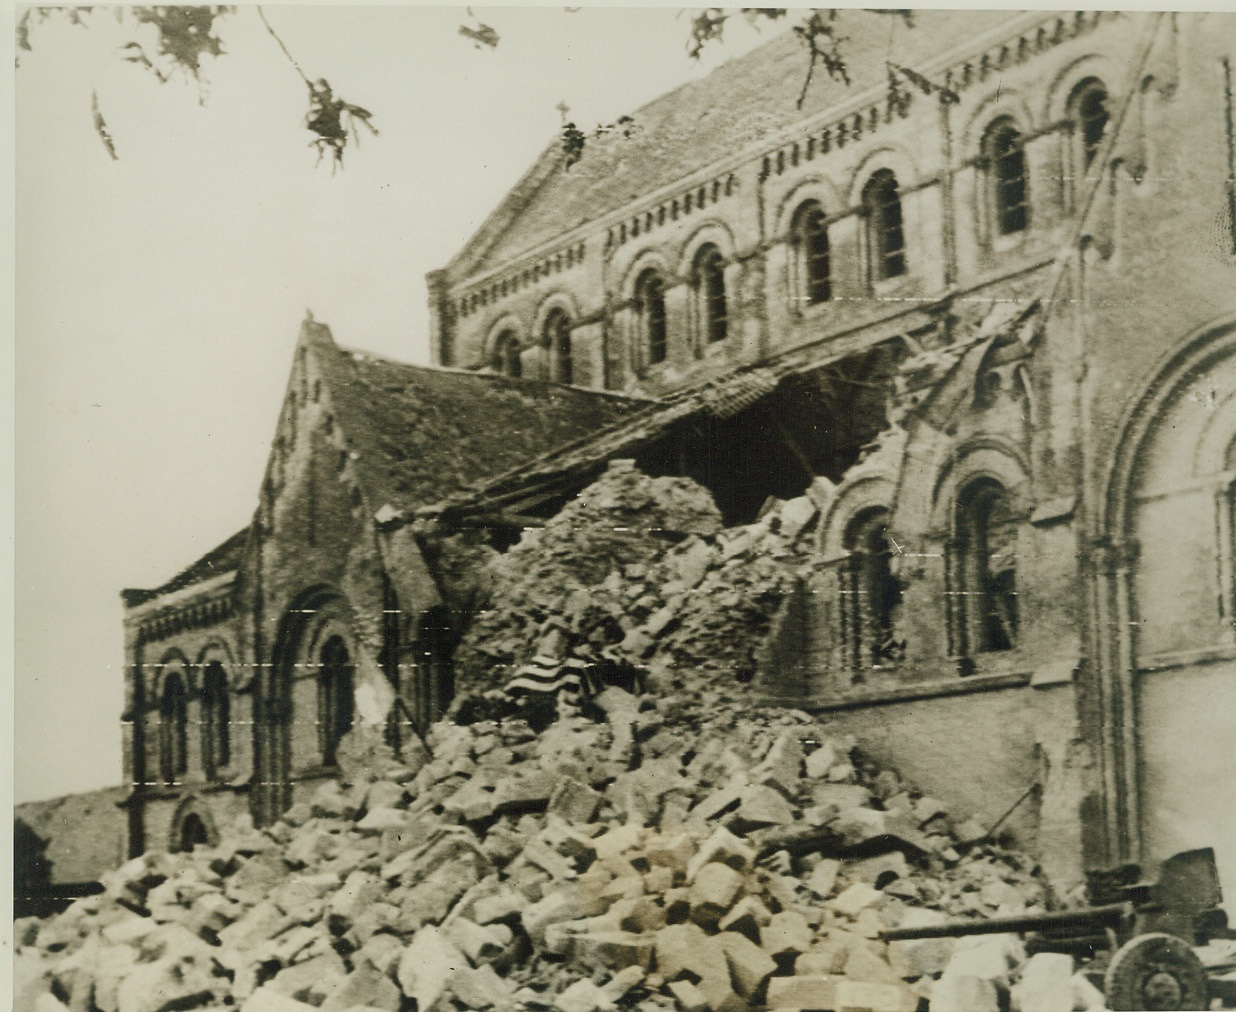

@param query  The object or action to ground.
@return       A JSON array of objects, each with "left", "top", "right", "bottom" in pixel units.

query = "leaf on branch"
[
  {"left": 306, "top": 78, "right": 379, "bottom": 172},
  {"left": 792, "top": 11, "right": 849, "bottom": 109},
  {"left": 560, "top": 114, "right": 641, "bottom": 168},
  {"left": 91, "top": 89, "right": 118, "bottom": 160},
  {"left": 459, "top": 20, "right": 500, "bottom": 50},
  {"left": 125, "top": 6, "right": 231, "bottom": 84},
  {"left": 687, "top": 8, "right": 730, "bottom": 61},
  {"left": 16, "top": 6, "right": 94, "bottom": 65}
]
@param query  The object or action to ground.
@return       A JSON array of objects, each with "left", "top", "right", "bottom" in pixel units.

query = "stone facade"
[
  {"left": 121, "top": 11, "right": 1236, "bottom": 908},
  {"left": 427, "top": 11, "right": 1236, "bottom": 900},
  {"left": 120, "top": 323, "right": 641, "bottom": 856}
]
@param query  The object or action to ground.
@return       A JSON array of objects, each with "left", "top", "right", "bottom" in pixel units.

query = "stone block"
[
  {"left": 888, "top": 909, "right": 954, "bottom": 977},
  {"left": 241, "top": 988, "right": 319, "bottom": 1012},
  {"left": 752, "top": 733, "right": 805, "bottom": 795},
  {"left": 805, "top": 858, "right": 840, "bottom": 899},
  {"left": 270, "top": 951, "right": 347, "bottom": 1005},
  {"left": 116, "top": 957, "right": 216, "bottom": 1012},
  {"left": 444, "top": 917, "right": 513, "bottom": 965},
  {"left": 718, "top": 895, "right": 772, "bottom": 942},
  {"left": 320, "top": 963, "right": 401, "bottom": 1012},
  {"left": 941, "top": 933, "right": 1022, "bottom": 984},
  {"left": 555, "top": 978, "right": 616, "bottom": 1012},
  {"left": 928, "top": 974, "right": 1000, "bottom": 1012},
  {"left": 689, "top": 783, "right": 747, "bottom": 823},
  {"left": 720, "top": 931, "right": 777, "bottom": 999},
  {"left": 829, "top": 882, "right": 883, "bottom": 918},
  {"left": 469, "top": 886, "right": 525, "bottom": 925},
  {"left": 655, "top": 922, "right": 728, "bottom": 984},
  {"left": 766, "top": 974, "right": 840, "bottom": 1009},
  {"left": 445, "top": 964, "right": 515, "bottom": 1010},
  {"left": 843, "top": 943, "right": 905, "bottom": 987},
  {"left": 572, "top": 929, "right": 655, "bottom": 971},
  {"left": 689, "top": 863, "right": 745, "bottom": 926},
  {"left": 548, "top": 777, "right": 603, "bottom": 824},
  {"left": 795, "top": 941, "right": 848, "bottom": 975},
  {"left": 762, "top": 911, "right": 813, "bottom": 957},
  {"left": 732, "top": 785, "right": 797, "bottom": 829},
  {"left": 357, "top": 933, "right": 403, "bottom": 976},
  {"left": 600, "top": 965, "right": 645, "bottom": 1003},
  {"left": 396, "top": 925, "right": 467, "bottom": 1010},
  {"left": 833, "top": 980, "right": 919, "bottom": 1012},
  {"left": 685, "top": 827, "right": 755, "bottom": 882},
  {"left": 1012, "top": 953, "right": 1075, "bottom": 1012},
  {"left": 666, "top": 978, "right": 709, "bottom": 1012},
  {"left": 592, "top": 823, "right": 645, "bottom": 862}
]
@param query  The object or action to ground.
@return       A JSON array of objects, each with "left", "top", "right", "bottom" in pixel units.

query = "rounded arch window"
[
  {"left": 984, "top": 118, "right": 1029, "bottom": 235},
  {"left": 1070, "top": 78, "right": 1109, "bottom": 170},
  {"left": 544, "top": 308, "right": 573, "bottom": 384},
  {"left": 317, "top": 635, "right": 354, "bottom": 766},
  {"left": 791, "top": 200, "right": 831, "bottom": 305},
  {"left": 492, "top": 329, "right": 522, "bottom": 378},
  {"left": 843, "top": 507, "right": 904, "bottom": 671},
  {"left": 635, "top": 269, "right": 668, "bottom": 366},
  {"left": 861, "top": 170, "right": 907, "bottom": 281},
  {"left": 176, "top": 812, "right": 211, "bottom": 853},
  {"left": 200, "top": 661, "right": 230, "bottom": 779},
  {"left": 694, "top": 244, "right": 728, "bottom": 344},
  {"left": 159, "top": 672, "right": 188, "bottom": 784},
  {"left": 956, "top": 478, "right": 1018, "bottom": 654}
]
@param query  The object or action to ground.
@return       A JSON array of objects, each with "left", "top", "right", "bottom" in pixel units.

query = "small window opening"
[
  {"left": 958, "top": 479, "right": 1018, "bottom": 654},
  {"left": 636, "top": 270, "right": 668, "bottom": 366},
  {"left": 986, "top": 120, "right": 1029, "bottom": 235},
  {"left": 695, "top": 245, "right": 728, "bottom": 344},
  {"left": 317, "top": 635, "right": 354, "bottom": 766},
  {"left": 544, "top": 308, "right": 573, "bottom": 384},
  {"left": 492, "top": 329, "right": 522, "bottom": 378},
  {"left": 1074, "top": 80, "right": 1109, "bottom": 169},
  {"left": 201, "top": 662, "right": 230, "bottom": 779},
  {"left": 792, "top": 201, "right": 831, "bottom": 305},
  {"left": 160, "top": 673, "right": 188, "bottom": 784},
  {"left": 862, "top": 170, "right": 907, "bottom": 280}
]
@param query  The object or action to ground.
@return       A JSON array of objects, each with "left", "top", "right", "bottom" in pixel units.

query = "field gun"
[{"left": 879, "top": 848, "right": 1231, "bottom": 1011}]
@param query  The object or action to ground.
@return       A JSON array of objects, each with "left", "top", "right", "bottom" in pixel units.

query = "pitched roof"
[
  {"left": 122, "top": 526, "right": 249, "bottom": 608},
  {"left": 306, "top": 322, "right": 647, "bottom": 518},
  {"left": 451, "top": 9, "right": 1026, "bottom": 277}
]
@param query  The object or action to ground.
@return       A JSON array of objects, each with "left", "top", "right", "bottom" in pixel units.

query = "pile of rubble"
[
  {"left": 16, "top": 685, "right": 1105, "bottom": 1012},
  {"left": 455, "top": 461, "right": 822, "bottom": 696}
]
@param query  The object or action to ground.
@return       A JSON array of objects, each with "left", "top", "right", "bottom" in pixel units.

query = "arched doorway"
[
  {"left": 1099, "top": 317, "right": 1236, "bottom": 908},
  {"left": 178, "top": 813, "right": 210, "bottom": 852},
  {"left": 268, "top": 586, "right": 359, "bottom": 822}
]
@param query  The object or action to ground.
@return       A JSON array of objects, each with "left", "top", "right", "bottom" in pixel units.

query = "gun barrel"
[{"left": 879, "top": 903, "right": 1128, "bottom": 941}]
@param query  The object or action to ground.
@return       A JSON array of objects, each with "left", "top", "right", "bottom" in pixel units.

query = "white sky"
[{"left": 13, "top": 4, "right": 781, "bottom": 804}]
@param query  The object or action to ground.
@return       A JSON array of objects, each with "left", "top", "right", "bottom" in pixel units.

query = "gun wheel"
[{"left": 1104, "top": 932, "right": 1207, "bottom": 1011}]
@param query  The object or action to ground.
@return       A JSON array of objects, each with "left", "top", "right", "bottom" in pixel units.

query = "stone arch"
[
  {"left": 959, "top": 88, "right": 1038, "bottom": 155},
  {"left": 929, "top": 439, "right": 1031, "bottom": 533},
  {"left": 150, "top": 647, "right": 193, "bottom": 699},
  {"left": 675, "top": 220, "right": 737, "bottom": 276},
  {"left": 1042, "top": 52, "right": 1121, "bottom": 127},
  {"left": 531, "top": 291, "right": 583, "bottom": 346},
  {"left": 268, "top": 585, "right": 360, "bottom": 818},
  {"left": 1093, "top": 313, "right": 1236, "bottom": 886},
  {"left": 482, "top": 314, "right": 527, "bottom": 368},
  {"left": 820, "top": 475, "right": 897, "bottom": 559},
  {"left": 771, "top": 175, "right": 844, "bottom": 238},
  {"left": 845, "top": 145, "right": 920, "bottom": 209},
  {"left": 169, "top": 796, "right": 218, "bottom": 853},
  {"left": 619, "top": 248, "right": 674, "bottom": 299}
]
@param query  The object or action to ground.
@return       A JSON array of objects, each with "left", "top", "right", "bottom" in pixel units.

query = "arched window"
[
  {"left": 492, "top": 329, "right": 522, "bottom": 378},
  {"left": 317, "top": 636, "right": 354, "bottom": 766},
  {"left": 791, "top": 200, "right": 831, "bottom": 305},
  {"left": 200, "top": 662, "right": 230, "bottom": 779},
  {"left": 956, "top": 479, "right": 1018, "bottom": 655},
  {"left": 160, "top": 673, "right": 188, "bottom": 784},
  {"left": 544, "top": 308, "right": 573, "bottom": 384},
  {"left": 177, "top": 813, "right": 210, "bottom": 853},
  {"left": 843, "top": 508, "right": 904, "bottom": 675},
  {"left": 1071, "top": 79, "right": 1109, "bottom": 170},
  {"left": 635, "top": 269, "right": 668, "bottom": 366},
  {"left": 694, "top": 245, "right": 728, "bottom": 344},
  {"left": 862, "top": 170, "right": 907, "bottom": 281},
  {"left": 985, "top": 119, "right": 1029, "bottom": 235}
]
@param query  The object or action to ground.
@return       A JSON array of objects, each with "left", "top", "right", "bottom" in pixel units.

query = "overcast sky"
[{"left": 13, "top": 4, "right": 788, "bottom": 804}]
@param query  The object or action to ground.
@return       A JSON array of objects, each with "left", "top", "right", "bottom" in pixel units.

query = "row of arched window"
[
  {"left": 156, "top": 639, "right": 357, "bottom": 786},
  {"left": 837, "top": 478, "right": 1019, "bottom": 681},
  {"left": 486, "top": 80, "right": 1109, "bottom": 381},
  {"left": 158, "top": 661, "right": 230, "bottom": 785}
]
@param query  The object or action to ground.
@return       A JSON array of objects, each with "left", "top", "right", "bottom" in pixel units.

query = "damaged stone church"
[{"left": 121, "top": 10, "right": 1236, "bottom": 905}]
